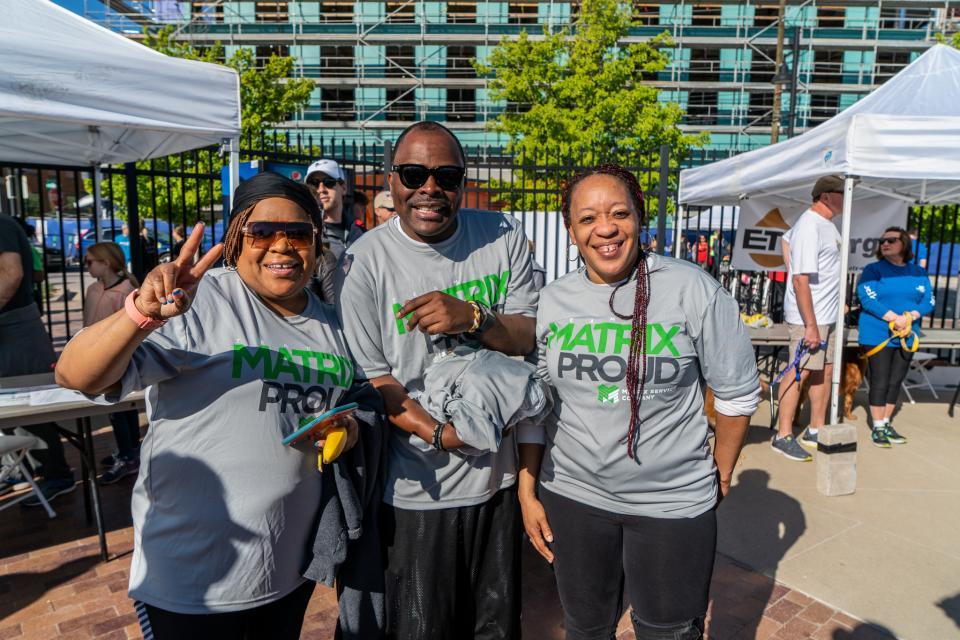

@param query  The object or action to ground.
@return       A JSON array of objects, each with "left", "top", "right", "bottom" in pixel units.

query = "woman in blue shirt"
[{"left": 857, "top": 227, "right": 935, "bottom": 448}]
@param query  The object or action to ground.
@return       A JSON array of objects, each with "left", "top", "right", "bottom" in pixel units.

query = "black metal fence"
[{"left": 4, "top": 136, "right": 960, "bottom": 352}]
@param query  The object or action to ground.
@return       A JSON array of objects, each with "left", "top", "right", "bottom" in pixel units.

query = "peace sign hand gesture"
[{"left": 134, "top": 223, "right": 224, "bottom": 320}]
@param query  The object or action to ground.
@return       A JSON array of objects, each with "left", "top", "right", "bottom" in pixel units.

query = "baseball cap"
[
  {"left": 812, "top": 175, "right": 845, "bottom": 199},
  {"left": 305, "top": 159, "right": 345, "bottom": 183},
  {"left": 373, "top": 191, "right": 394, "bottom": 209}
]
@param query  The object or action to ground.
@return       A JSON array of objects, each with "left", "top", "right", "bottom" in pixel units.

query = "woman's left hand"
[{"left": 313, "top": 415, "right": 360, "bottom": 455}]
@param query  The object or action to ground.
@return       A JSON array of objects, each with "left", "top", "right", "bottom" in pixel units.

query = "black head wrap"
[{"left": 231, "top": 171, "right": 321, "bottom": 224}]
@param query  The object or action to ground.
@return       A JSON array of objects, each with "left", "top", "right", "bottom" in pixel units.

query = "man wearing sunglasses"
[
  {"left": 335, "top": 121, "right": 539, "bottom": 639},
  {"left": 774, "top": 174, "right": 846, "bottom": 462},
  {"left": 304, "top": 158, "right": 365, "bottom": 261}
]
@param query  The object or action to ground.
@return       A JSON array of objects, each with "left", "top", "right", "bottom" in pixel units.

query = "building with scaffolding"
[{"left": 73, "top": 1, "right": 959, "bottom": 151}]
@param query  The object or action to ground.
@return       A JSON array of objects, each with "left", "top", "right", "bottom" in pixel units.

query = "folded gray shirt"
[{"left": 420, "top": 348, "right": 552, "bottom": 455}]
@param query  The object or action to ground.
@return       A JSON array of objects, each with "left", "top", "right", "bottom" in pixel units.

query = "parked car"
[
  {"left": 27, "top": 217, "right": 90, "bottom": 272},
  {"left": 74, "top": 220, "right": 172, "bottom": 266}
]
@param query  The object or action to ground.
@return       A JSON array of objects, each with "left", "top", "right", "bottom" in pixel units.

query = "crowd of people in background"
[{"left": 0, "top": 119, "right": 941, "bottom": 640}]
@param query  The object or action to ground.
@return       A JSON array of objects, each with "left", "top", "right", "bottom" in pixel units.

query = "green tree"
[
  {"left": 474, "top": 0, "right": 706, "bottom": 211},
  {"left": 93, "top": 26, "right": 314, "bottom": 228}
]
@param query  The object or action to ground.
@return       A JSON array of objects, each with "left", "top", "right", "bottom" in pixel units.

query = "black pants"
[
  {"left": 540, "top": 488, "right": 716, "bottom": 640},
  {"left": 381, "top": 486, "right": 521, "bottom": 640},
  {"left": 865, "top": 346, "right": 914, "bottom": 407},
  {"left": 0, "top": 305, "right": 72, "bottom": 481},
  {"left": 140, "top": 580, "right": 315, "bottom": 640},
  {"left": 109, "top": 409, "right": 141, "bottom": 459}
]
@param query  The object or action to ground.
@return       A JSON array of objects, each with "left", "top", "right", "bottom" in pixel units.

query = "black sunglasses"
[
  {"left": 393, "top": 164, "right": 465, "bottom": 191},
  {"left": 879, "top": 237, "right": 901, "bottom": 245},
  {"left": 242, "top": 221, "right": 317, "bottom": 249},
  {"left": 308, "top": 177, "right": 340, "bottom": 190}
]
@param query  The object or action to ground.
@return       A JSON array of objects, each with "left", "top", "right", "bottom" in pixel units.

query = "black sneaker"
[
  {"left": 871, "top": 427, "right": 892, "bottom": 448},
  {"left": 22, "top": 478, "right": 76, "bottom": 508},
  {"left": 884, "top": 424, "right": 907, "bottom": 444},
  {"left": 100, "top": 457, "right": 139, "bottom": 485},
  {"left": 100, "top": 451, "right": 119, "bottom": 467}
]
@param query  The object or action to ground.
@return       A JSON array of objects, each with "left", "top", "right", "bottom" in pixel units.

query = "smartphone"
[{"left": 282, "top": 402, "right": 359, "bottom": 446}]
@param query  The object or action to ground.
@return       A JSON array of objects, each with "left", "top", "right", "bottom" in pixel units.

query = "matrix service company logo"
[
  {"left": 740, "top": 207, "right": 790, "bottom": 268},
  {"left": 597, "top": 383, "right": 625, "bottom": 405}
]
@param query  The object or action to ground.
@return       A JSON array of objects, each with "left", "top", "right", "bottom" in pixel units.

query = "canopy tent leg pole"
[
  {"left": 829, "top": 176, "right": 856, "bottom": 425},
  {"left": 228, "top": 137, "right": 240, "bottom": 214},
  {"left": 674, "top": 205, "right": 685, "bottom": 258},
  {"left": 92, "top": 165, "right": 102, "bottom": 219}
]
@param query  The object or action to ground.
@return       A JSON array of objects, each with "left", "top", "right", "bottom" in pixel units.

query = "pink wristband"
[{"left": 124, "top": 289, "right": 165, "bottom": 331}]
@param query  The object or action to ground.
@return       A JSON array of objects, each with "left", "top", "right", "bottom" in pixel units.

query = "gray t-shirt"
[
  {"left": 536, "top": 254, "right": 758, "bottom": 518},
  {"left": 335, "top": 212, "right": 539, "bottom": 509},
  {"left": 107, "top": 269, "right": 355, "bottom": 613}
]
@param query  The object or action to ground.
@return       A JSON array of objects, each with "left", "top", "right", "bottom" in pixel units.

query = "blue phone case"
[{"left": 282, "top": 402, "right": 359, "bottom": 446}]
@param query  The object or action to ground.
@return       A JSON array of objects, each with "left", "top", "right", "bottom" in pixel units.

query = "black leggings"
[
  {"left": 540, "top": 488, "right": 716, "bottom": 640},
  {"left": 139, "top": 580, "right": 315, "bottom": 640},
  {"left": 865, "top": 346, "right": 914, "bottom": 406}
]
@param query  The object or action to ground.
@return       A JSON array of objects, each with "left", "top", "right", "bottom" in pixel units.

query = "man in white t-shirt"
[{"left": 773, "top": 175, "right": 845, "bottom": 462}]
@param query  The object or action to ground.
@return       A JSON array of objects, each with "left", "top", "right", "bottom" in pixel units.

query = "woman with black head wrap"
[{"left": 57, "top": 173, "right": 382, "bottom": 638}]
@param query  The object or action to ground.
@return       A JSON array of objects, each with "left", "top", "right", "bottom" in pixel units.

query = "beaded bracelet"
[{"left": 432, "top": 422, "right": 447, "bottom": 451}]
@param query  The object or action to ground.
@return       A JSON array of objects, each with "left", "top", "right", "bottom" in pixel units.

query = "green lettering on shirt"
[
  {"left": 232, "top": 343, "right": 353, "bottom": 388},
  {"left": 546, "top": 322, "right": 682, "bottom": 356},
  {"left": 232, "top": 344, "right": 275, "bottom": 379},
  {"left": 392, "top": 270, "right": 512, "bottom": 336}
]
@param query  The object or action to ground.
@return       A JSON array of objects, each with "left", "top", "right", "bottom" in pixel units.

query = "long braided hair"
[{"left": 560, "top": 164, "right": 649, "bottom": 459}]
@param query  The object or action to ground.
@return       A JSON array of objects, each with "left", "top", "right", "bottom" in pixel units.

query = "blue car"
[
  {"left": 74, "top": 220, "right": 172, "bottom": 266},
  {"left": 27, "top": 217, "right": 92, "bottom": 271}
]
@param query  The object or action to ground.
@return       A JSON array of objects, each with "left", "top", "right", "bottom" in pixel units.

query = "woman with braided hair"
[{"left": 518, "top": 165, "right": 760, "bottom": 640}]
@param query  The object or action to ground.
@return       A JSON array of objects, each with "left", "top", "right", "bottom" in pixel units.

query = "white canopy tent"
[
  {"left": 0, "top": 0, "right": 241, "bottom": 205},
  {"left": 678, "top": 44, "right": 960, "bottom": 425}
]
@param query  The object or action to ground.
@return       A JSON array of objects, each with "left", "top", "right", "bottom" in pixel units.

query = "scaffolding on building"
[{"left": 82, "top": 1, "right": 960, "bottom": 151}]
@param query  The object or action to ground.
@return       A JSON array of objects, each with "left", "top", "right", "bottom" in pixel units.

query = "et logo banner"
[{"left": 731, "top": 195, "right": 907, "bottom": 272}]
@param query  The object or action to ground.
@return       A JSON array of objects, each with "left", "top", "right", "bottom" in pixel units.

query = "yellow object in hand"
[{"left": 322, "top": 426, "right": 349, "bottom": 464}]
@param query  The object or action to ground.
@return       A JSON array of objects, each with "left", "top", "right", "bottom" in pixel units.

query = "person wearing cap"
[
  {"left": 304, "top": 158, "right": 365, "bottom": 261},
  {"left": 773, "top": 174, "right": 846, "bottom": 462},
  {"left": 55, "top": 173, "right": 383, "bottom": 638},
  {"left": 373, "top": 190, "right": 396, "bottom": 226}
]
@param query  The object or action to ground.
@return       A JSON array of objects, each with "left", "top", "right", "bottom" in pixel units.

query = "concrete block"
[{"left": 816, "top": 423, "right": 857, "bottom": 496}]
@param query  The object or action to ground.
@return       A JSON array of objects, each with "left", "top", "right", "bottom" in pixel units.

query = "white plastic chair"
[
  {"left": 0, "top": 435, "right": 56, "bottom": 518},
  {"left": 901, "top": 352, "right": 939, "bottom": 404}
]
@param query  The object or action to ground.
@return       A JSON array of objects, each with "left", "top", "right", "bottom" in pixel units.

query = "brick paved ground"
[{"left": 0, "top": 427, "right": 895, "bottom": 640}]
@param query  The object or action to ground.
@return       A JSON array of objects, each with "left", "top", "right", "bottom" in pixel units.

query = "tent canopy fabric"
[
  {"left": 678, "top": 45, "right": 960, "bottom": 207},
  {"left": 0, "top": 0, "right": 240, "bottom": 166}
]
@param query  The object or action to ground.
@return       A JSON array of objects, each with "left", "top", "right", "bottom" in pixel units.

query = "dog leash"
[
  {"left": 863, "top": 314, "right": 920, "bottom": 358},
  {"left": 773, "top": 340, "right": 829, "bottom": 385}
]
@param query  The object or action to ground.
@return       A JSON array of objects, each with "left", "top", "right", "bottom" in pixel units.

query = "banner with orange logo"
[{"left": 731, "top": 196, "right": 907, "bottom": 272}]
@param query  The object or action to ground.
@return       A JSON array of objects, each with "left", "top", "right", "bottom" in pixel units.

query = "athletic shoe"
[
  {"left": 883, "top": 424, "right": 907, "bottom": 444},
  {"left": 799, "top": 428, "right": 818, "bottom": 449},
  {"left": 871, "top": 427, "right": 892, "bottom": 449},
  {"left": 2, "top": 474, "right": 31, "bottom": 492},
  {"left": 771, "top": 435, "right": 812, "bottom": 461},
  {"left": 100, "top": 451, "right": 119, "bottom": 467},
  {"left": 22, "top": 478, "right": 76, "bottom": 507},
  {"left": 100, "top": 457, "right": 139, "bottom": 485}
]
